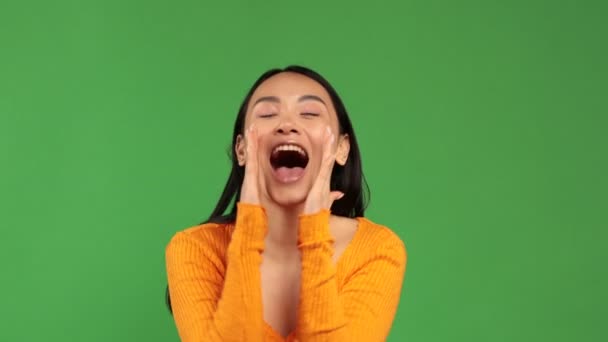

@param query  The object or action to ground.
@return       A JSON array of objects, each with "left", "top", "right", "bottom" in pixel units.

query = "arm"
[
  {"left": 296, "top": 210, "right": 407, "bottom": 341},
  {"left": 165, "top": 203, "right": 267, "bottom": 342}
]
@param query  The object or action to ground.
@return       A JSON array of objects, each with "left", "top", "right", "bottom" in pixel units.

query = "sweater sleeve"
[
  {"left": 165, "top": 203, "right": 268, "bottom": 342},
  {"left": 296, "top": 210, "right": 407, "bottom": 342}
]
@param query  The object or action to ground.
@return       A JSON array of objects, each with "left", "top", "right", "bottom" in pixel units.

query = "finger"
[
  {"left": 327, "top": 191, "right": 345, "bottom": 210},
  {"left": 245, "top": 124, "right": 258, "bottom": 172},
  {"left": 256, "top": 127, "right": 268, "bottom": 202},
  {"left": 241, "top": 125, "right": 261, "bottom": 204},
  {"left": 330, "top": 191, "right": 344, "bottom": 201},
  {"left": 318, "top": 126, "right": 337, "bottom": 187}
]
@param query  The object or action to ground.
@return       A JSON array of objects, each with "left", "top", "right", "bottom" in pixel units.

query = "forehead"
[{"left": 249, "top": 72, "right": 333, "bottom": 107}]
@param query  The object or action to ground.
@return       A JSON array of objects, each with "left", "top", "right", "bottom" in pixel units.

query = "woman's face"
[{"left": 236, "top": 72, "right": 350, "bottom": 207}]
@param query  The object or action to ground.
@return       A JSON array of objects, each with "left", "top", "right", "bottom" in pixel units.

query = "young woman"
[{"left": 165, "top": 66, "right": 407, "bottom": 342}]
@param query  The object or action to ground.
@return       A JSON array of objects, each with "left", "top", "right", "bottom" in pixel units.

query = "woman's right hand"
[{"left": 239, "top": 125, "right": 266, "bottom": 206}]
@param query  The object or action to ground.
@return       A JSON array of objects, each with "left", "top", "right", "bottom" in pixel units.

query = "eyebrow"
[
  {"left": 298, "top": 95, "right": 326, "bottom": 105},
  {"left": 253, "top": 96, "right": 280, "bottom": 105},
  {"left": 252, "top": 95, "right": 327, "bottom": 106}
]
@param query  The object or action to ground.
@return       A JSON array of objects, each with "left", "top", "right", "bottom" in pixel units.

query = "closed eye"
[
  {"left": 301, "top": 113, "right": 320, "bottom": 117},
  {"left": 258, "top": 113, "right": 277, "bottom": 118}
]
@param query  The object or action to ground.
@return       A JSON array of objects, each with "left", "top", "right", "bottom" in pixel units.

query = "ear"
[
  {"left": 335, "top": 133, "right": 350, "bottom": 166},
  {"left": 235, "top": 134, "right": 246, "bottom": 166}
]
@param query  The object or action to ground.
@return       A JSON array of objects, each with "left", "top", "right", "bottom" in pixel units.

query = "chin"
[{"left": 267, "top": 186, "right": 309, "bottom": 208}]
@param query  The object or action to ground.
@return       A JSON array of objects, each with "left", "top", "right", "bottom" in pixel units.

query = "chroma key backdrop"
[{"left": 1, "top": 0, "right": 606, "bottom": 341}]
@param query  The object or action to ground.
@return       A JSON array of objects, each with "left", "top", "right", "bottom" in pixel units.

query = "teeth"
[{"left": 273, "top": 144, "right": 307, "bottom": 156}]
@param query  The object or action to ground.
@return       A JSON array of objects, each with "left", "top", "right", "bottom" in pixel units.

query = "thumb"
[{"left": 329, "top": 191, "right": 345, "bottom": 207}]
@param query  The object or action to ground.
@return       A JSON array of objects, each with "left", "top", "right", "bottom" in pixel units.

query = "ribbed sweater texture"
[{"left": 166, "top": 203, "right": 407, "bottom": 341}]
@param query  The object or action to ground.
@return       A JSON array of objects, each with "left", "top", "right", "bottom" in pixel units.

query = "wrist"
[{"left": 297, "top": 209, "right": 333, "bottom": 245}]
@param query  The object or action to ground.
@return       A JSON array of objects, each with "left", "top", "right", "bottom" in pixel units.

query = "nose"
[{"left": 275, "top": 117, "right": 299, "bottom": 135}]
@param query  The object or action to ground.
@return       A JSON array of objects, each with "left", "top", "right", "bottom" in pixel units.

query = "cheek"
[
  {"left": 308, "top": 127, "right": 326, "bottom": 142},
  {"left": 256, "top": 127, "right": 280, "bottom": 161},
  {"left": 304, "top": 118, "right": 330, "bottom": 137},
  {"left": 306, "top": 127, "right": 329, "bottom": 164},
  {"left": 245, "top": 118, "right": 274, "bottom": 141}
]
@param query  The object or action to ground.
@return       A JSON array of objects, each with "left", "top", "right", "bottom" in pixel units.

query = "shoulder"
[
  {"left": 356, "top": 217, "right": 407, "bottom": 262},
  {"left": 165, "top": 222, "right": 233, "bottom": 259},
  {"left": 335, "top": 217, "right": 407, "bottom": 285}
]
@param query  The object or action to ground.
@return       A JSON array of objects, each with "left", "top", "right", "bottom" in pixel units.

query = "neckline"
[
  {"left": 227, "top": 216, "right": 368, "bottom": 266},
  {"left": 264, "top": 320, "right": 293, "bottom": 340},
  {"left": 335, "top": 216, "right": 366, "bottom": 268},
  {"left": 262, "top": 216, "right": 368, "bottom": 340}
]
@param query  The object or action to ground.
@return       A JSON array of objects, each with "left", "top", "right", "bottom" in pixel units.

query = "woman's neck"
[{"left": 262, "top": 202, "right": 303, "bottom": 256}]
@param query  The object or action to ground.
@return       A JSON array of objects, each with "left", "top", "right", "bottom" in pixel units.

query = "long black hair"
[{"left": 166, "top": 65, "right": 370, "bottom": 314}]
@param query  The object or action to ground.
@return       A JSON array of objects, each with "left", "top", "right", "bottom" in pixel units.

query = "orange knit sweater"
[{"left": 166, "top": 203, "right": 407, "bottom": 341}]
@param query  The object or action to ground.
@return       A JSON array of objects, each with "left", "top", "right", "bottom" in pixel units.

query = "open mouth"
[{"left": 270, "top": 144, "right": 309, "bottom": 183}]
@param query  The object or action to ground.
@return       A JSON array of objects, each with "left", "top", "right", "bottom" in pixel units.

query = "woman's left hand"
[{"left": 302, "top": 126, "right": 344, "bottom": 215}]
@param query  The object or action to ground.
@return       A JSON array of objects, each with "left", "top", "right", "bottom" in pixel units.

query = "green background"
[{"left": 1, "top": 0, "right": 606, "bottom": 341}]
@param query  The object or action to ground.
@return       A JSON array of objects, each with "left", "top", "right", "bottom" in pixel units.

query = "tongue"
[{"left": 274, "top": 167, "right": 305, "bottom": 183}]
